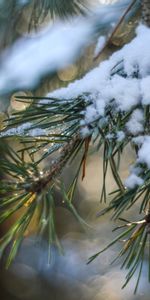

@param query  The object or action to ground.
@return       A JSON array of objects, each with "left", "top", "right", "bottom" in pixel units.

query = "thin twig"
[
  {"left": 94, "top": 0, "right": 138, "bottom": 61},
  {"left": 27, "top": 133, "right": 81, "bottom": 193}
]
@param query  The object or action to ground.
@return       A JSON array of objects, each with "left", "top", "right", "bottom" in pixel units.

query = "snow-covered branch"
[{"left": 47, "top": 24, "right": 150, "bottom": 189}]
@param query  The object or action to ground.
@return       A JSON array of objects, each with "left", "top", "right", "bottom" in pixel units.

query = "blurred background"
[{"left": 0, "top": 146, "right": 150, "bottom": 300}]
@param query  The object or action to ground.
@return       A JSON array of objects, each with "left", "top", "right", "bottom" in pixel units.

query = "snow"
[
  {"left": 129, "top": 165, "right": 143, "bottom": 176},
  {"left": 0, "top": 123, "right": 47, "bottom": 137},
  {"left": 126, "top": 109, "right": 144, "bottom": 135},
  {"left": 132, "top": 136, "right": 145, "bottom": 146},
  {"left": 125, "top": 164, "right": 144, "bottom": 190},
  {"left": 109, "top": 75, "right": 140, "bottom": 111},
  {"left": 116, "top": 131, "right": 125, "bottom": 142},
  {"left": 0, "top": 0, "right": 136, "bottom": 93},
  {"left": 80, "top": 126, "right": 91, "bottom": 138},
  {"left": 124, "top": 173, "right": 144, "bottom": 189},
  {"left": 124, "top": 136, "right": 150, "bottom": 189},
  {"left": 106, "top": 133, "right": 114, "bottom": 140},
  {"left": 47, "top": 25, "right": 150, "bottom": 135},
  {"left": 0, "top": 1, "right": 149, "bottom": 191},
  {"left": 123, "top": 25, "right": 150, "bottom": 77},
  {"left": 49, "top": 25, "right": 150, "bottom": 119},
  {"left": 94, "top": 36, "right": 106, "bottom": 57},
  {"left": 0, "top": 19, "right": 93, "bottom": 93},
  {"left": 50, "top": 61, "right": 111, "bottom": 101},
  {"left": 84, "top": 104, "right": 99, "bottom": 124},
  {"left": 1, "top": 23, "right": 150, "bottom": 192},
  {"left": 140, "top": 76, "right": 150, "bottom": 105},
  {"left": 137, "top": 136, "right": 150, "bottom": 169},
  {"left": 46, "top": 24, "right": 150, "bottom": 189},
  {"left": 28, "top": 128, "right": 47, "bottom": 137}
]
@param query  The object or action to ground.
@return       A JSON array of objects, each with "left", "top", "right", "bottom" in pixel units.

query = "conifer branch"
[{"left": 0, "top": 0, "right": 150, "bottom": 293}]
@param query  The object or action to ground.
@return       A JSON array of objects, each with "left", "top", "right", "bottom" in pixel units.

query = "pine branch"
[
  {"left": 0, "top": 0, "right": 89, "bottom": 50},
  {"left": 88, "top": 216, "right": 150, "bottom": 293},
  {"left": 29, "top": 0, "right": 88, "bottom": 27},
  {"left": 0, "top": 0, "right": 150, "bottom": 292},
  {"left": 0, "top": 136, "right": 88, "bottom": 266}
]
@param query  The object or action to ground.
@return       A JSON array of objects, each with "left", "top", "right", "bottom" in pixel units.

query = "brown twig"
[
  {"left": 28, "top": 133, "right": 81, "bottom": 193},
  {"left": 94, "top": 0, "right": 138, "bottom": 61}
]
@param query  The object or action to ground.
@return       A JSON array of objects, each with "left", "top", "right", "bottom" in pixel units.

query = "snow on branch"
[
  {"left": 2, "top": 24, "right": 150, "bottom": 192},
  {"left": 49, "top": 25, "right": 150, "bottom": 104},
  {"left": 47, "top": 24, "right": 150, "bottom": 189}
]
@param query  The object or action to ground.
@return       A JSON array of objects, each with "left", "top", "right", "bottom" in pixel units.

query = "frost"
[
  {"left": 0, "top": 123, "right": 47, "bottom": 137},
  {"left": 28, "top": 128, "right": 47, "bottom": 136}
]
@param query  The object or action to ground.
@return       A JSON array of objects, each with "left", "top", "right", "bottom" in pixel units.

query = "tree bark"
[{"left": 142, "top": 0, "right": 150, "bottom": 27}]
